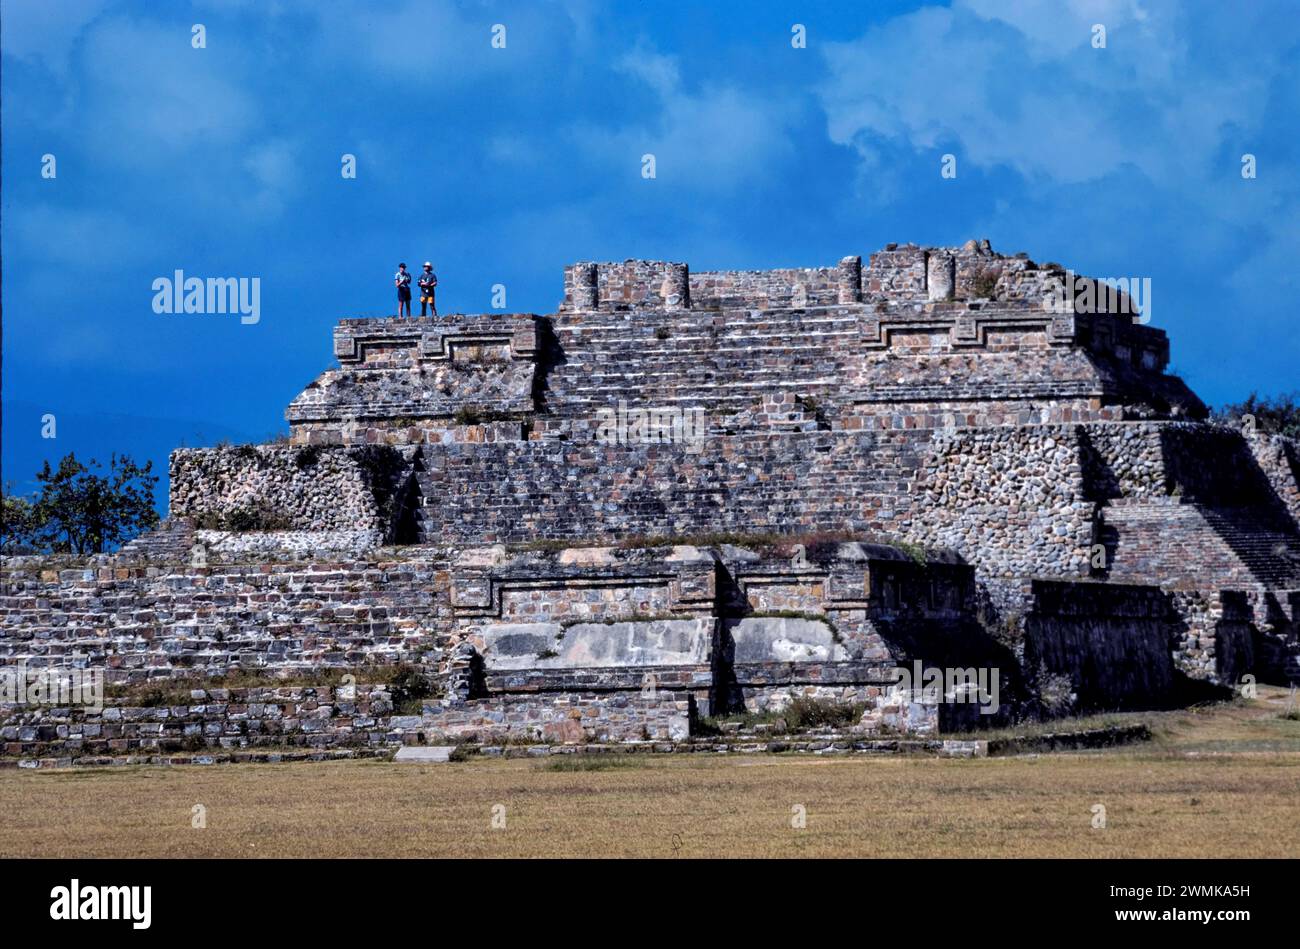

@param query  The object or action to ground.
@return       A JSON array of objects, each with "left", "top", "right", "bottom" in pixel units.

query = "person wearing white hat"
[{"left": 418, "top": 261, "right": 438, "bottom": 317}]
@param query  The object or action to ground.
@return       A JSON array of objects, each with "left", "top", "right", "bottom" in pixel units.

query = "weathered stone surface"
[
  {"left": 728, "top": 617, "right": 847, "bottom": 663},
  {"left": 394, "top": 746, "right": 455, "bottom": 763},
  {"left": 4, "top": 242, "right": 1299, "bottom": 756}
]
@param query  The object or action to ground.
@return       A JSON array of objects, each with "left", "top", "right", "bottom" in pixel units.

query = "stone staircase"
[
  {"left": 116, "top": 518, "right": 196, "bottom": 563},
  {"left": 544, "top": 307, "right": 866, "bottom": 421},
  {"left": 1101, "top": 499, "right": 1300, "bottom": 590}
]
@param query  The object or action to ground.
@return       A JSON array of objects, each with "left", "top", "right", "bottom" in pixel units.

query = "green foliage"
[
  {"left": 2, "top": 453, "right": 159, "bottom": 555},
  {"left": 969, "top": 267, "right": 1002, "bottom": 300},
  {"left": 389, "top": 664, "right": 432, "bottom": 715},
  {"left": 1215, "top": 392, "right": 1300, "bottom": 439},
  {"left": 697, "top": 696, "right": 867, "bottom": 735},
  {"left": 453, "top": 405, "right": 516, "bottom": 425},
  {"left": 294, "top": 445, "right": 322, "bottom": 468},
  {"left": 781, "top": 696, "right": 867, "bottom": 729},
  {"left": 1, "top": 488, "right": 37, "bottom": 554},
  {"left": 192, "top": 505, "right": 294, "bottom": 532},
  {"left": 893, "top": 540, "right": 928, "bottom": 565}
]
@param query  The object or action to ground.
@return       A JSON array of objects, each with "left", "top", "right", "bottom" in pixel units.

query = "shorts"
[
  {"left": 398, "top": 287, "right": 411, "bottom": 302},
  {"left": 421, "top": 294, "right": 435, "bottom": 304}
]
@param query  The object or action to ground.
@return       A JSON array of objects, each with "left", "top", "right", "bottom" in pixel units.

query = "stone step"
[
  {"left": 557, "top": 325, "right": 863, "bottom": 343},
  {"left": 394, "top": 745, "right": 455, "bottom": 763},
  {"left": 1103, "top": 502, "right": 1300, "bottom": 587},
  {"left": 556, "top": 313, "right": 865, "bottom": 333}
]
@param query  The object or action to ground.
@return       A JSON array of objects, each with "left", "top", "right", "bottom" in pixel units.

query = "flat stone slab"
[{"left": 394, "top": 746, "right": 455, "bottom": 763}]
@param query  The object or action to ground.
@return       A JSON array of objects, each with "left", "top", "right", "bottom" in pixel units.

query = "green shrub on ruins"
[
  {"left": 453, "top": 405, "right": 517, "bottom": 425},
  {"left": 893, "top": 540, "right": 928, "bottom": 565},
  {"left": 781, "top": 696, "right": 867, "bottom": 729},
  {"left": 222, "top": 506, "right": 294, "bottom": 532},
  {"left": 968, "top": 266, "right": 1002, "bottom": 300},
  {"left": 389, "top": 664, "right": 433, "bottom": 715},
  {"left": 697, "top": 696, "right": 866, "bottom": 735},
  {"left": 293, "top": 445, "right": 322, "bottom": 468}
]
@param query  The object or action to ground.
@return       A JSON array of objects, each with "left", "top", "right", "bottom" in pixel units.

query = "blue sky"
[{"left": 3, "top": 0, "right": 1298, "bottom": 507}]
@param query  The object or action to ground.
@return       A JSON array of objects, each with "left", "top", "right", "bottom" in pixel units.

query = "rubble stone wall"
[
  {"left": 169, "top": 445, "right": 412, "bottom": 533},
  {"left": 910, "top": 426, "right": 1095, "bottom": 583}
]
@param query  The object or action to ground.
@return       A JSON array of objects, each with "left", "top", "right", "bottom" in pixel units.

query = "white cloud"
[
  {"left": 78, "top": 17, "right": 259, "bottom": 154},
  {"left": 568, "top": 45, "right": 797, "bottom": 190},
  {"left": 239, "top": 139, "right": 304, "bottom": 219},
  {"left": 1, "top": 0, "right": 113, "bottom": 73},
  {"left": 8, "top": 203, "right": 152, "bottom": 266},
  {"left": 818, "top": 0, "right": 1284, "bottom": 187}
]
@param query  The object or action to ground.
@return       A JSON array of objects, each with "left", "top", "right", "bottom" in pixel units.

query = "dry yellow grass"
[{"left": 1, "top": 691, "right": 1297, "bottom": 858}]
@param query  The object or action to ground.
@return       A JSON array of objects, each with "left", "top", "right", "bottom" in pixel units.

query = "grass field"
[{"left": 1, "top": 689, "right": 1297, "bottom": 858}]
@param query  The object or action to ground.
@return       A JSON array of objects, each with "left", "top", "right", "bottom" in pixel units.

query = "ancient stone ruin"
[{"left": 4, "top": 241, "right": 1299, "bottom": 762}]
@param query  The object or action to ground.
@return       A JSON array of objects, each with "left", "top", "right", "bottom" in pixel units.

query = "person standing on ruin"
[
  {"left": 418, "top": 261, "right": 438, "bottom": 317},
  {"left": 395, "top": 262, "right": 412, "bottom": 318}
]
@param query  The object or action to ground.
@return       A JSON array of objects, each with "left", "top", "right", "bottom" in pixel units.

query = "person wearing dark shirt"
[
  {"left": 418, "top": 261, "right": 438, "bottom": 317},
  {"left": 395, "top": 262, "right": 412, "bottom": 318}
]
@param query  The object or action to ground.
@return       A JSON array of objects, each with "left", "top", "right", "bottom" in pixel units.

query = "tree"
[
  {"left": 1216, "top": 392, "right": 1300, "bottom": 439},
  {"left": 0, "top": 486, "right": 37, "bottom": 554},
  {"left": 11, "top": 453, "right": 160, "bottom": 555}
]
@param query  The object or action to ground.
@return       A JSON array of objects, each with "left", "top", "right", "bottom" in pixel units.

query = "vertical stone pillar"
[
  {"left": 926, "top": 252, "right": 955, "bottom": 302},
  {"left": 662, "top": 263, "right": 690, "bottom": 309},
  {"left": 572, "top": 263, "right": 599, "bottom": 310},
  {"left": 837, "top": 255, "right": 863, "bottom": 304}
]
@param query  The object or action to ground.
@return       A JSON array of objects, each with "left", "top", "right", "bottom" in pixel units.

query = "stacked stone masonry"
[{"left": 4, "top": 241, "right": 1298, "bottom": 757}]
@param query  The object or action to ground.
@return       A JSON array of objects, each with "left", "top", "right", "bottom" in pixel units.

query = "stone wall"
[
  {"left": 689, "top": 266, "right": 846, "bottom": 309},
  {"left": 1247, "top": 432, "right": 1300, "bottom": 524},
  {"left": 420, "top": 691, "right": 692, "bottom": 743},
  {"left": 910, "top": 426, "right": 1094, "bottom": 585},
  {"left": 1024, "top": 580, "right": 1180, "bottom": 711},
  {"left": 287, "top": 314, "right": 539, "bottom": 445},
  {"left": 0, "top": 552, "right": 452, "bottom": 682},
  {"left": 562, "top": 243, "right": 1145, "bottom": 322},
  {"left": 0, "top": 684, "right": 405, "bottom": 758},
  {"left": 414, "top": 430, "right": 927, "bottom": 544},
  {"left": 7, "top": 242, "right": 1300, "bottom": 755},
  {"left": 1078, "top": 423, "right": 1168, "bottom": 500},
  {"left": 169, "top": 445, "right": 413, "bottom": 534},
  {"left": 561, "top": 260, "right": 690, "bottom": 310}
]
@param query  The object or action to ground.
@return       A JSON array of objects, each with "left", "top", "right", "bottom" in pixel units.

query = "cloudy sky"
[{"left": 3, "top": 0, "right": 1297, "bottom": 503}]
